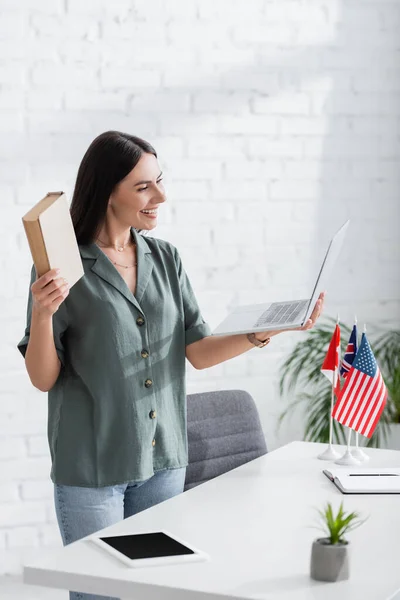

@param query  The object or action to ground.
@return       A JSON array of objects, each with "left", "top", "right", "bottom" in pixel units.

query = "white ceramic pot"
[{"left": 310, "top": 538, "right": 349, "bottom": 582}]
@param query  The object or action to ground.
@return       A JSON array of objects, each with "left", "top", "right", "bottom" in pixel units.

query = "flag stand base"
[
  {"left": 352, "top": 447, "right": 370, "bottom": 462},
  {"left": 334, "top": 449, "right": 361, "bottom": 466},
  {"left": 317, "top": 445, "right": 341, "bottom": 461}
]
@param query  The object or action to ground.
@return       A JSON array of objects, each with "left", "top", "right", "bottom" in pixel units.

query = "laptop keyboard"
[{"left": 253, "top": 300, "right": 309, "bottom": 328}]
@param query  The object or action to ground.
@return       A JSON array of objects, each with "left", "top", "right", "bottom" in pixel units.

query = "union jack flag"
[{"left": 340, "top": 324, "right": 358, "bottom": 379}]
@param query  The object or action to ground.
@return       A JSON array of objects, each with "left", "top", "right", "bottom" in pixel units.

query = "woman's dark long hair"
[{"left": 70, "top": 131, "right": 157, "bottom": 245}]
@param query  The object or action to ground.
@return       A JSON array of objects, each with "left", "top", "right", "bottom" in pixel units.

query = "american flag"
[
  {"left": 340, "top": 324, "right": 358, "bottom": 379},
  {"left": 332, "top": 333, "right": 388, "bottom": 438}
]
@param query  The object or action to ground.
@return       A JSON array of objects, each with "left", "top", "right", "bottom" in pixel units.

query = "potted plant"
[
  {"left": 310, "top": 501, "right": 366, "bottom": 582},
  {"left": 278, "top": 316, "right": 400, "bottom": 448}
]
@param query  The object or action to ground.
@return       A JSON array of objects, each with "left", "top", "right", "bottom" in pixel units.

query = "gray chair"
[{"left": 184, "top": 389, "right": 268, "bottom": 491}]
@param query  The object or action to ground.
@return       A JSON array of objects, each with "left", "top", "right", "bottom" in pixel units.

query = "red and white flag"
[
  {"left": 321, "top": 324, "right": 341, "bottom": 398},
  {"left": 332, "top": 333, "right": 388, "bottom": 438}
]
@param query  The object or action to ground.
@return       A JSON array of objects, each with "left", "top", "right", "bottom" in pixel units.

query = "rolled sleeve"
[
  {"left": 185, "top": 322, "right": 212, "bottom": 346},
  {"left": 17, "top": 265, "right": 68, "bottom": 366},
  {"left": 172, "top": 246, "right": 211, "bottom": 346}
]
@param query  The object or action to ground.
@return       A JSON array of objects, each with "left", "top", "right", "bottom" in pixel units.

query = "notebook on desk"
[{"left": 323, "top": 467, "right": 400, "bottom": 494}]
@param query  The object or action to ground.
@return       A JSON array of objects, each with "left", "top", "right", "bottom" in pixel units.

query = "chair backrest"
[{"left": 184, "top": 389, "right": 267, "bottom": 491}]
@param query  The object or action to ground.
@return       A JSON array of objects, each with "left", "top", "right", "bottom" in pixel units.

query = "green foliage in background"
[{"left": 279, "top": 316, "right": 400, "bottom": 447}]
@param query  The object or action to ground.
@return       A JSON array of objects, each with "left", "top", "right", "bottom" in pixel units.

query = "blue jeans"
[{"left": 54, "top": 467, "right": 186, "bottom": 600}]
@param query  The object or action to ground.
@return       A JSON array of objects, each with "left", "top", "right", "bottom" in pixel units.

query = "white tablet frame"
[{"left": 89, "top": 529, "right": 209, "bottom": 568}]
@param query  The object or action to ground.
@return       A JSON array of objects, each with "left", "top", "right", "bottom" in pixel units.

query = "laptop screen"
[{"left": 302, "top": 220, "right": 350, "bottom": 323}]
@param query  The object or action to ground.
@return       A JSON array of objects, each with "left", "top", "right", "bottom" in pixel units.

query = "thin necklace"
[
  {"left": 96, "top": 236, "right": 134, "bottom": 252},
  {"left": 96, "top": 237, "right": 137, "bottom": 268},
  {"left": 111, "top": 260, "right": 137, "bottom": 269}
]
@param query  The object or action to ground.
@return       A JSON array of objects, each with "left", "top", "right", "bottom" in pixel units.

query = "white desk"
[{"left": 24, "top": 441, "right": 400, "bottom": 600}]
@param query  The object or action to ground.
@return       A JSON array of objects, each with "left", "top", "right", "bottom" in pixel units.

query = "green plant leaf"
[{"left": 314, "top": 502, "right": 367, "bottom": 544}]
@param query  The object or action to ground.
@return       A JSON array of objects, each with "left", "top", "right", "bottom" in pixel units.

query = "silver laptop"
[{"left": 212, "top": 220, "right": 350, "bottom": 336}]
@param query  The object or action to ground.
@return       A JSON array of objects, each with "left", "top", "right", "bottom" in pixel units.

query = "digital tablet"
[{"left": 89, "top": 530, "right": 209, "bottom": 568}]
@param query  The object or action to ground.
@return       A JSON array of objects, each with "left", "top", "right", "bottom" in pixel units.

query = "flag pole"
[
  {"left": 335, "top": 316, "right": 362, "bottom": 466},
  {"left": 352, "top": 321, "right": 370, "bottom": 462},
  {"left": 335, "top": 427, "right": 361, "bottom": 465},
  {"left": 318, "top": 314, "right": 341, "bottom": 461}
]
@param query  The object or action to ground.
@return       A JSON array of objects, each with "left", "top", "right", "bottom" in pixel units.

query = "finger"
[
  {"left": 34, "top": 277, "right": 67, "bottom": 300},
  {"left": 301, "top": 317, "right": 315, "bottom": 330},
  {"left": 309, "top": 299, "right": 322, "bottom": 322},
  {"left": 317, "top": 298, "right": 325, "bottom": 319},
  {"left": 51, "top": 290, "right": 69, "bottom": 312},
  {"left": 313, "top": 304, "right": 322, "bottom": 322},
  {"left": 45, "top": 277, "right": 68, "bottom": 294},
  {"left": 317, "top": 292, "right": 326, "bottom": 316},
  {"left": 49, "top": 283, "right": 69, "bottom": 303},
  {"left": 313, "top": 292, "right": 325, "bottom": 312},
  {"left": 33, "top": 268, "right": 61, "bottom": 290},
  {"left": 36, "top": 282, "right": 69, "bottom": 306}
]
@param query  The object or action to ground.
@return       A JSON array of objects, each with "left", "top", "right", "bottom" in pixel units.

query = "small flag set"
[{"left": 317, "top": 317, "right": 388, "bottom": 465}]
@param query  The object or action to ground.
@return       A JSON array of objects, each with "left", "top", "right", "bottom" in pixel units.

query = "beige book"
[{"left": 22, "top": 191, "right": 84, "bottom": 288}]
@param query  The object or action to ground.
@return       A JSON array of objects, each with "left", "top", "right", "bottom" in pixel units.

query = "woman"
[{"left": 18, "top": 131, "right": 324, "bottom": 600}]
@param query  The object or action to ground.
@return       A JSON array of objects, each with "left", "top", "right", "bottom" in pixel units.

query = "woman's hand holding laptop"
[
  {"left": 253, "top": 291, "right": 325, "bottom": 343},
  {"left": 213, "top": 221, "right": 348, "bottom": 339}
]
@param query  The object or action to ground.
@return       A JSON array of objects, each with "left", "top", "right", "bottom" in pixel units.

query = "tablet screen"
[{"left": 99, "top": 532, "right": 195, "bottom": 560}]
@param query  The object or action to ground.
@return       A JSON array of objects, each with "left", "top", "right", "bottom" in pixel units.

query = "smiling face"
[{"left": 108, "top": 152, "right": 166, "bottom": 230}]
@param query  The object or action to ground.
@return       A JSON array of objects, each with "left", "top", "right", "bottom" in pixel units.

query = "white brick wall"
[{"left": 1, "top": 0, "right": 399, "bottom": 575}]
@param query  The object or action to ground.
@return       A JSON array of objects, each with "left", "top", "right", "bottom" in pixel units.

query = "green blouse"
[{"left": 17, "top": 229, "right": 211, "bottom": 487}]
